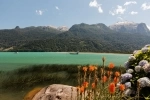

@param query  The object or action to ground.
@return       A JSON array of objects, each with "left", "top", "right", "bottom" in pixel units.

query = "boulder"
[{"left": 32, "top": 84, "right": 78, "bottom": 100}]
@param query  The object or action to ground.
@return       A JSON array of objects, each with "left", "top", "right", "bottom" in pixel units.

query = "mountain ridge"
[
  {"left": 109, "top": 21, "right": 150, "bottom": 34},
  {"left": 0, "top": 22, "right": 150, "bottom": 53}
]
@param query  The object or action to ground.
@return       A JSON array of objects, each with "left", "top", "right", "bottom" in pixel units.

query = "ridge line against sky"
[{"left": 0, "top": 0, "right": 150, "bottom": 29}]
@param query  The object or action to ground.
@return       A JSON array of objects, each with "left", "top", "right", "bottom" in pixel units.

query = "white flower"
[
  {"left": 134, "top": 65, "right": 141, "bottom": 72},
  {"left": 126, "top": 69, "right": 134, "bottom": 73},
  {"left": 116, "top": 82, "right": 121, "bottom": 88},
  {"left": 139, "top": 60, "right": 148, "bottom": 67},
  {"left": 133, "top": 50, "right": 141, "bottom": 55},
  {"left": 141, "top": 47, "right": 149, "bottom": 53},
  {"left": 124, "top": 61, "right": 130, "bottom": 69},
  {"left": 125, "top": 82, "right": 131, "bottom": 88},
  {"left": 142, "top": 63, "right": 150, "bottom": 73},
  {"left": 121, "top": 73, "right": 132, "bottom": 83},
  {"left": 124, "top": 88, "right": 132, "bottom": 96},
  {"left": 133, "top": 50, "right": 138, "bottom": 55},
  {"left": 144, "top": 44, "right": 150, "bottom": 48},
  {"left": 128, "top": 56, "right": 136, "bottom": 61},
  {"left": 137, "top": 77, "right": 150, "bottom": 87}
]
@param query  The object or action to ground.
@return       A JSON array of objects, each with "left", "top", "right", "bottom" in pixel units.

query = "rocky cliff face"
[{"left": 109, "top": 21, "right": 150, "bottom": 34}]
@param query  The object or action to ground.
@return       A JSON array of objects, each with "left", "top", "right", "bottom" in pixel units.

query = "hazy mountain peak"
[
  {"left": 114, "top": 21, "right": 137, "bottom": 26},
  {"left": 57, "top": 26, "right": 69, "bottom": 32},
  {"left": 109, "top": 21, "right": 150, "bottom": 34},
  {"left": 24, "top": 25, "right": 69, "bottom": 32},
  {"left": 47, "top": 25, "right": 69, "bottom": 32},
  {"left": 48, "top": 25, "right": 57, "bottom": 29},
  {"left": 146, "top": 25, "right": 150, "bottom": 30}
]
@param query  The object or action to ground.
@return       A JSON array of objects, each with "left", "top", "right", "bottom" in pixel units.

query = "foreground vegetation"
[
  {"left": 0, "top": 64, "right": 79, "bottom": 90},
  {"left": 76, "top": 45, "right": 150, "bottom": 100},
  {"left": 0, "top": 64, "right": 125, "bottom": 100}
]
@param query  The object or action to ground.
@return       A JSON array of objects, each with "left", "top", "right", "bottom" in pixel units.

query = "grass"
[
  {"left": 0, "top": 64, "right": 126, "bottom": 100},
  {"left": 0, "top": 64, "right": 78, "bottom": 100},
  {"left": 0, "top": 64, "right": 78, "bottom": 90}
]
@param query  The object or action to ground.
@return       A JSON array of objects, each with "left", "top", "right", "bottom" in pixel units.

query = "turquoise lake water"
[{"left": 0, "top": 52, "right": 130, "bottom": 71}]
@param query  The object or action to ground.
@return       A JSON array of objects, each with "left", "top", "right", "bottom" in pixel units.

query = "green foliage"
[{"left": 0, "top": 64, "right": 78, "bottom": 90}]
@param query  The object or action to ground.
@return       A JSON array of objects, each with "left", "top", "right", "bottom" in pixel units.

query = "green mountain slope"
[
  {"left": 1, "top": 23, "right": 150, "bottom": 53},
  {"left": 12, "top": 33, "right": 150, "bottom": 53},
  {"left": 0, "top": 26, "right": 62, "bottom": 49}
]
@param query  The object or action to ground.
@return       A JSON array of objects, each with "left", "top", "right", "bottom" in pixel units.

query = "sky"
[{"left": 0, "top": 0, "right": 150, "bottom": 29}]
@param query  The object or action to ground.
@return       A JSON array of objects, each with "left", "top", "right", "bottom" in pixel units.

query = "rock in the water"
[{"left": 32, "top": 84, "right": 78, "bottom": 100}]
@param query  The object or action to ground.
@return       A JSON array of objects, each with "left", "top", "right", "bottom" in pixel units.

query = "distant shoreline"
[
  {"left": 57, "top": 52, "right": 130, "bottom": 55},
  {"left": 0, "top": 51, "right": 131, "bottom": 54}
]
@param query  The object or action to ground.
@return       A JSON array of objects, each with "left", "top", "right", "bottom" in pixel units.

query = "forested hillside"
[{"left": 1, "top": 23, "right": 150, "bottom": 53}]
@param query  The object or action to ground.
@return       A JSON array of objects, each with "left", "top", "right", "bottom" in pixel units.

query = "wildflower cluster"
[
  {"left": 77, "top": 59, "right": 125, "bottom": 100},
  {"left": 121, "top": 44, "right": 150, "bottom": 99}
]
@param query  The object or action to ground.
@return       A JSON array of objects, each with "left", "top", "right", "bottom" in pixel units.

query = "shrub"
[{"left": 121, "top": 44, "right": 150, "bottom": 99}]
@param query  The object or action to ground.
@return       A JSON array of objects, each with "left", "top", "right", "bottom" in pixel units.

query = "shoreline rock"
[{"left": 32, "top": 84, "right": 78, "bottom": 100}]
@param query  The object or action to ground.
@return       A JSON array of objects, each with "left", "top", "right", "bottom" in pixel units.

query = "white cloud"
[
  {"left": 130, "top": 11, "right": 138, "bottom": 15},
  {"left": 89, "top": 0, "right": 99, "bottom": 7},
  {"left": 141, "top": 3, "right": 150, "bottom": 10},
  {"left": 147, "top": 25, "right": 150, "bottom": 30},
  {"left": 109, "top": 11, "right": 115, "bottom": 16},
  {"left": 115, "top": 5, "right": 126, "bottom": 14},
  {"left": 117, "top": 17, "right": 124, "bottom": 21},
  {"left": 124, "top": 1, "right": 137, "bottom": 6},
  {"left": 98, "top": 6, "right": 103, "bottom": 13},
  {"left": 109, "top": 5, "right": 126, "bottom": 17},
  {"left": 55, "top": 6, "right": 60, "bottom": 10},
  {"left": 36, "top": 10, "right": 43, "bottom": 15},
  {"left": 89, "top": 0, "right": 103, "bottom": 13}
]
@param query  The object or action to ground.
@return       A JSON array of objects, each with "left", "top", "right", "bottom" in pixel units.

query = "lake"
[{"left": 0, "top": 52, "right": 130, "bottom": 71}]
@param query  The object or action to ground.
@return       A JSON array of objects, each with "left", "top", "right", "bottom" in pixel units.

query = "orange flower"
[
  {"left": 83, "top": 67, "right": 88, "bottom": 72},
  {"left": 101, "top": 76, "right": 107, "bottom": 83},
  {"left": 108, "top": 63, "right": 115, "bottom": 69},
  {"left": 83, "top": 81, "right": 89, "bottom": 88},
  {"left": 92, "top": 82, "right": 96, "bottom": 89},
  {"left": 115, "top": 71, "right": 120, "bottom": 77},
  {"left": 119, "top": 84, "right": 125, "bottom": 92},
  {"left": 107, "top": 71, "right": 113, "bottom": 76},
  {"left": 89, "top": 65, "right": 95, "bottom": 72},
  {"left": 108, "top": 82, "right": 116, "bottom": 94},
  {"left": 113, "top": 77, "right": 119, "bottom": 84},
  {"left": 80, "top": 86, "right": 85, "bottom": 93}
]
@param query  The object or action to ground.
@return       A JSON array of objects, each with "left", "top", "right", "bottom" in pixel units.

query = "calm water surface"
[{"left": 0, "top": 52, "right": 130, "bottom": 71}]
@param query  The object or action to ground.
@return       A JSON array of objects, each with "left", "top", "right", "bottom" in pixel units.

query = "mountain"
[
  {"left": 69, "top": 23, "right": 114, "bottom": 33},
  {"left": 109, "top": 21, "right": 150, "bottom": 35},
  {"left": 0, "top": 26, "right": 64, "bottom": 50},
  {"left": 1, "top": 22, "right": 150, "bottom": 53},
  {"left": 58, "top": 23, "right": 115, "bottom": 38},
  {"left": 57, "top": 26, "right": 69, "bottom": 32}
]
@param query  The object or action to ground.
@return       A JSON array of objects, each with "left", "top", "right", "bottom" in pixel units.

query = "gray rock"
[{"left": 32, "top": 84, "right": 78, "bottom": 100}]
